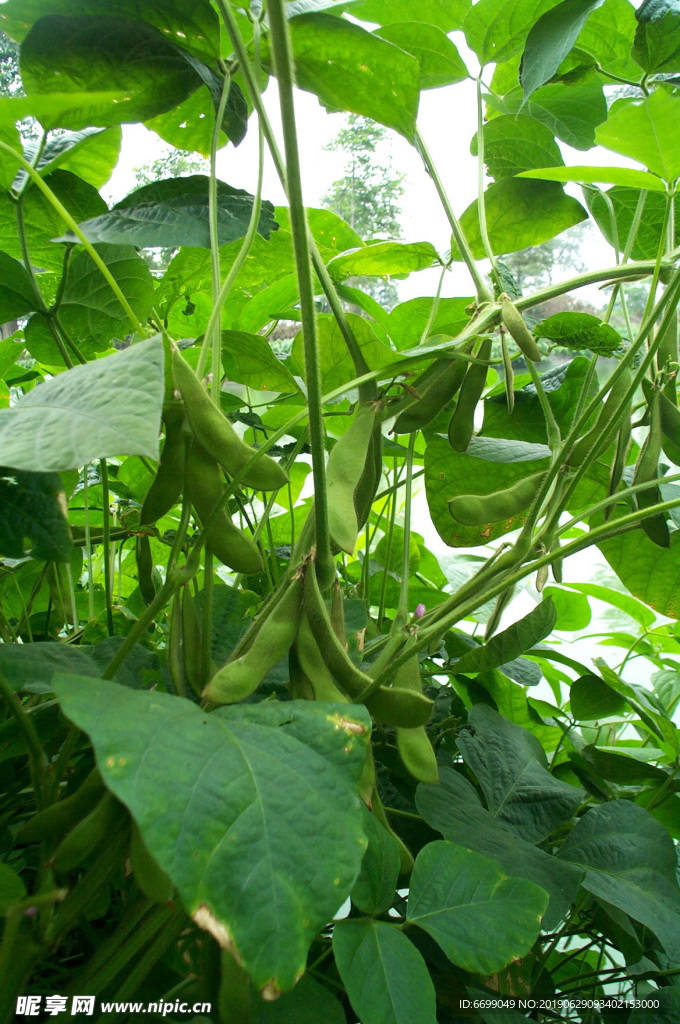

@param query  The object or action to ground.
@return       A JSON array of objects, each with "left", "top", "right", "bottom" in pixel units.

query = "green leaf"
[
  {"left": 0, "top": 336, "right": 164, "bottom": 472},
  {"left": 333, "top": 919, "right": 437, "bottom": 1024},
  {"left": 542, "top": 586, "right": 592, "bottom": 629},
  {"left": 0, "top": 169, "right": 106, "bottom": 274},
  {"left": 520, "top": 0, "right": 606, "bottom": 101},
  {"left": 533, "top": 312, "right": 623, "bottom": 355},
  {"left": 486, "top": 75, "right": 607, "bottom": 150},
  {"left": 574, "top": 0, "right": 641, "bottom": 80},
  {"left": 0, "top": 91, "right": 138, "bottom": 133},
  {"left": 0, "top": 863, "right": 26, "bottom": 915},
  {"left": 569, "top": 674, "right": 628, "bottom": 720},
  {"left": 327, "top": 241, "right": 439, "bottom": 282},
  {"left": 425, "top": 435, "right": 550, "bottom": 548},
  {"left": 53, "top": 677, "right": 371, "bottom": 994},
  {"left": 0, "top": 252, "right": 39, "bottom": 323},
  {"left": 0, "top": 469, "right": 72, "bottom": 563},
  {"left": 407, "top": 840, "right": 548, "bottom": 973},
  {"left": 471, "top": 114, "right": 563, "bottom": 180},
  {"left": 630, "top": 989, "right": 680, "bottom": 1024},
  {"left": 281, "top": 13, "right": 420, "bottom": 141},
  {"left": 456, "top": 705, "right": 582, "bottom": 843},
  {"left": 518, "top": 163, "right": 665, "bottom": 191},
  {"left": 291, "top": 313, "right": 397, "bottom": 392},
  {"left": 61, "top": 176, "right": 277, "bottom": 250},
  {"left": 375, "top": 23, "right": 469, "bottom": 89},
  {"left": 221, "top": 331, "right": 299, "bottom": 394},
  {"left": 14, "top": 127, "right": 122, "bottom": 192},
  {"left": 451, "top": 179, "right": 587, "bottom": 260},
  {"left": 386, "top": 297, "right": 471, "bottom": 350},
  {"left": 0, "top": 0, "right": 220, "bottom": 62},
  {"left": 595, "top": 90, "right": 680, "bottom": 181},
  {"left": 57, "top": 245, "right": 155, "bottom": 351},
  {"left": 454, "top": 602, "right": 558, "bottom": 678},
  {"left": 598, "top": 523, "right": 680, "bottom": 620},
  {"left": 350, "top": 0, "right": 470, "bottom": 32},
  {"left": 251, "top": 973, "right": 346, "bottom": 1024},
  {"left": 464, "top": 0, "right": 563, "bottom": 66},
  {"left": 351, "top": 805, "right": 401, "bottom": 915},
  {"left": 277, "top": 206, "right": 364, "bottom": 255},
  {"left": 585, "top": 184, "right": 673, "bottom": 261},
  {"left": 592, "top": 657, "right": 678, "bottom": 753},
  {"left": 416, "top": 766, "right": 583, "bottom": 929},
  {"left": 239, "top": 275, "right": 301, "bottom": 336},
  {"left": 20, "top": 16, "right": 204, "bottom": 125},
  {"left": 558, "top": 800, "right": 680, "bottom": 960},
  {"left": 633, "top": 0, "right": 680, "bottom": 74},
  {"left": 0, "top": 638, "right": 154, "bottom": 693}
]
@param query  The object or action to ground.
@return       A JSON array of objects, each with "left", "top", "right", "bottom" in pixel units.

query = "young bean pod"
[
  {"left": 634, "top": 386, "right": 670, "bottom": 547},
  {"left": 140, "top": 402, "right": 186, "bottom": 525},
  {"left": 327, "top": 404, "right": 377, "bottom": 555},
  {"left": 643, "top": 377, "right": 680, "bottom": 465},
  {"left": 181, "top": 585, "right": 203, "bottom": 695},
  {"left": 52, "top": 793, "right": 126, "bottom": 875},
  {"left": 447, "top": 337, "right": 492, "bottom": 452},
  {"left": 130, "top": 823, "right": 173, "bottom": 904},
  {"left": 449, "top": 471, "right": 546, "bottom": 527},
  {"left": 295, "top": 613, "right": 348, "bottom": 703},
  {"left": 393, "top": 342, "right": 473, "bottom": 434},
  {"left": 501, "top": 333, "right": 515, "bottom": 414},
  {"left": 501, "top": 297, "right": 541, "bottom": 363},
  {"left": 172, "top": 349, "right": 288, "bottom": 492},
  {"left": 393, "top": 644, "right": 438, "bottom": 784},
  {"left": 569, "top": 367, "right": 633, "bottom": 467},
  {"left": 17, "top": 769, "right": 104, "bottom": 846},
  {"left": 136, "top": 535, "right": 156, "bottom": 607}
]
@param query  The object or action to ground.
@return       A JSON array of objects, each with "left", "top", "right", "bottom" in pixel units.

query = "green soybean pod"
[
  {"left": 484, "top": 585, "right": 514, "bottom": 641},
  {"left": 393, "top": 646, "right": 438, "bottom": 785},
  {"left": 17, "top": 769, "right": 105, "bottom": 845},
  {"left": 501, "top": 297, "right": 542, "bottom": 363},
  {"left": 130, "top": 823, "right": 173, "bottom": 905},
  {"left": 448, "top": 337, "right": 492, "bottom": 452},
  {"left": 327, "top": 404, "right": 377, "bottom": 555},
  {"left": 649, "top": 380, "right": 680, "bottom": 465},
  {"left": 182, "top": 585, "right": 203, "bottom": 695},
  {"left": 52, "top": 793, "right": 124, "bottom": 875},
  {"left": 393, "top": 343, "right": 472, "bottom": 434},
  {"left": 448, "top": 471, "right": 546, "bottom": 527},
  {"left": 295, "top": 613, "right": 348, "bottom": 703},
  {"left": 172, "top": 349, "right": 288, "bottom": 492},
  {"left": 136, "top": 535, "right": 156, "bottom": 607},
  {"left": 656, "top": 307, "right": 679, "bottom": 405},
  {"left": 501, "top": 334, "right": 515, "bottom": 414},
  {"left": 140, "top": 402, "right": 186, "bottom": 525},
  {"left": 354, "top": 423, "right": 383, "bottom": 532},
  {"left": 185, "top": 442, "right": 263, "bottom": 575},
  {"left": 203, "top": 575, "right": 303, "bottom": 704},
  {"left": 570, "top": 366, "right": 633, "bottom": 467},
  {"left": 634, "top": 386, "right": 670, "bottom": 548}
]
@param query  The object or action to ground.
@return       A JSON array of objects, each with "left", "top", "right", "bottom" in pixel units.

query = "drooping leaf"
[
  {"left": 406, "top": 840, "right": 548, "bottom": 973},
  {"left": 455, "top": 705, "right": 582, "bottom": 843},
  {"left": 569, "top": 674, "right": 628, "bottom": 720},
  {"left": 53, "top": 676, "right": 371, "bottom": 994},
  {"left": 533, "top": 312, "right": 623, "bottom": 355},
  {"left": 595, "top": 90, "right": 680, "bottom": 181},
  {"left": 416, "top": 767, "right": 583, "bottom": 929},
  {"left": 464, "top": 0, "right": 564, "bottom": 66},
  {"left": 486, "top": 75, "right": 607, "bottom": 150},
  {"left": 275, "top": 13, "right": 420, "bottom": 141},
  {"left": 518, "top": 164, "right": 665, "bottom": 191},
  {"left": 633, "top": 0, "right": 680, "bottom": 73},
  {"left": 327, "top": 241, "right": 439, "bottom": 282},
  {"left": 558, "top": 800, "right": 680, "bottom": 960},
  {"left": 0, "top": 336, "right": 164, "bottom": 472},
  {"left": 350, "top": 0, "right": 470, "bottom": 32},
  {"left": 221, "top": 331, "right": 299, "bottom": 394},
  {"left": 585, "top": 184, "right": 674, "bottom": 261},
  {"left": 351, "top": 805, "right": 401, "bottom": 915},
  {"left": 454, "top": 602, "right": 558, "bottom": 678},
  {"left": 0, "top": 468, "right": 72, "bottom": 563},
  {"left": 375, "top": 23, "right": 469, "bottom": 89},
  {"left": 333, "top": 918, "right": 437, "bottom": 1024},
  {"left": 59, "top": 176, "right": 277, "bottom": 249},
  {"left": 470, "top": 114, "right": 563, "bottom": 180},
  {"left": 14, "top": 127, "right": 122, "bottom": 191},
  {"left": 0, "top": 252, "right": 40, "bottom": 323},
  {"left": 291, "top": 313, "right": 398, "bottom": 392},
  {"left": 451, "top": 179, "right": 587, "bottom": 260},
  {"left": 520, "top": 0, "right": 606, "bottom": 101}
]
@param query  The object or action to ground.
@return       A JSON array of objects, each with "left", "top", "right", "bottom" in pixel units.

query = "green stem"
[
  {"left": 100, "top": 460, "right": 114, "bottom": 637},
  {"left": 475, "top": 73, "right": 500, "bottom": 291},
  {"left": 0, "top": 669, "right": 49, "bottom": 809},
  {"left": 527, "top": 357, "right": 561, "bottom": 450},
  {"left": 82, "top": 467, "right": 95, "bottom": 620},
  {"left": 266, "top": 0, "right": 334, "bottom": 587},
  {"left": 395, "top": 435, "right": 415, "bottom": 631}
]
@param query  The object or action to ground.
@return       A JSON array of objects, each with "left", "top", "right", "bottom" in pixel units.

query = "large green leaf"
[
  {"left": 281, "top": 13, "right": 420, "bottom": 141},
  {"left": 58, "top": 244, "right": 155, "bottom": 350},
  {"left": 20, "top": 16, "right": 203, "bottom": 125},
  {"left": 0, "top": 336, "right": 164, "bottom": 472},
  {"left": 453, "top": 601, "right": 558, "bottom": 678},
  {"left": 406, "top": 841, "right": 547, "bottom": 973},
  {"left": 518, "top": 164, "right": 666, "bottom": 191},
  {"left": 276, "top": 206, "right": 364, "bottom": 255},
  {"left": 416, "top": 767, "right": 583, "bottom": 929},
  {"left": 221, "top": 331, "right": 299, "bottom": 394},
  {"left": 533, "top": 311, "right": 623, "bottom": 355},
  {"left": 470, "top": 113, "right": 563, "bottom": 180},
  {"left": 0, "top": 169, "right": 106, "bottom": 274},
  {"left": 558, "top": 800, "right": 680, "bottom": 960},
  {"left": 61, "top": 176, "right": 277, "bottom": 250},
  {"left": 486, "top": 76, "right": 607, "bottom": 150},
  {"left": 630, "top": 989, "right": 680, "bottom": 1024},
  {"left": 351, "top": 805, "right": 400, "bottom": 915},
  {"left": 425, "top": 435, "right": 550, "bottom": 547},
  {"left": 0, "top": 468, "right": 72, "bottom": 563},
  {"left": 386, "top": 296, "right": 471, "bottom": 350},
  {"left": 599, "top": 523, "right": 680, "bottom": 620},
  {"left": 595, "top": 90, "right": 680, "bottom": 181},
  {"left": 585, "top": 184, "right": 673, "bottom": 261},
  {"left": 0, "top": 92, "right": 134, "bottom": 133},
  {"left": 455, "top": 705, "right": 582, "bottom": 843},
  {"left": 53, "top": 677, "right": 371, "bottom": 995},
  {"left": 333, "top": 919, "right": 437, "bottom": 1024},
  {"left": 251, "top": 973, "right": 346, "bottom": 1024},
  {"left": 569, "top": 674, "right": 628, "bottom": 720},
  {"left": 350, "top": 0, "right": 470, "bottom": 32},
  {"left": 520, "top": 0, "right": 606, "bottom": 100},
  {"left": 14, "top": 127, "right": 122, "bottom": 192},
  {"left": 452, "top": 179, "right": 587, "bottom": 260},
  {"left": 327, "top": 241, "right": 439, "bottom": 282},
  {"left": 464, "top": 0, "right": 563, "bottom": 66},
  {"left": 375, "top": 23, "right": 469, "bottom": 89},
  {"left": 0, "top": 252, "right": 39, "bottom": 323},
  {"left": 0, "top": 638, "right": 157, "bottom": 693},
  {"left": 291, "top": 313, "right": 397, "bottom": 392},
  {"left": 0, "top": 0, "right": 220, "bottom": 61},
  {"left": 574, "top": 0, "right": 641, "bottom": 79},
  {"left": 633, "top": 0, "right": 680, "bottom": 73}
]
